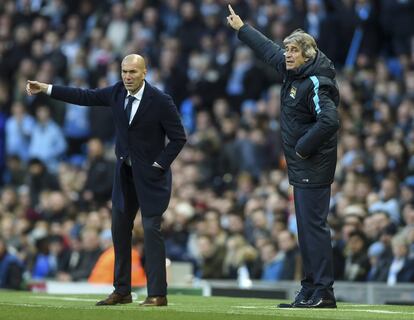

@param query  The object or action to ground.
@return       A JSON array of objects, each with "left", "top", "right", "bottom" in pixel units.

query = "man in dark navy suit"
[{"left": 27, "top": 54, "right": 187, "bottom": 307}]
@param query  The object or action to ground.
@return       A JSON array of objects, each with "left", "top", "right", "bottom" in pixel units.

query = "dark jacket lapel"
[
  {"left": 116, "top": 86, "right": 129, "bottom": 125},
  {"left": 130, "top": 80, "right": 154, "bottom": 126}
]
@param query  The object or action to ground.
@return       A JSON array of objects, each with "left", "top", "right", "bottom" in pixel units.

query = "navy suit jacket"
[{"left": 51, "top": 80, "right": 186, "bottom": 215}]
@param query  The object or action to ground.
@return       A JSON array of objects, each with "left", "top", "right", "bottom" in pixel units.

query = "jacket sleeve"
[
  {"left": 155, "top": 95, "right": 187, "bottom": 169},
  {"left": 295, "top": 79, "right": 339, "bottom": 158},
  {"left": 51, "top": 85, "right": 114, "bottom": 106},
  {"left": 238, "top": 24, "right": 286, "bottom": 75}
]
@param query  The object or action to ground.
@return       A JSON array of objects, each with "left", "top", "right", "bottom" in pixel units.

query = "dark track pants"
[{"left": 294, "top": 186, "right": 334, "bottom": 297}]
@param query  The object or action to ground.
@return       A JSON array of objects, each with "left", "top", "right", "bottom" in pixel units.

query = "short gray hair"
[{"left": 283, "top": 29, "right": 317, "bottom": 61}]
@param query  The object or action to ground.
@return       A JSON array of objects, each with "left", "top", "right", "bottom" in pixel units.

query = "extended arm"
[{"left": 27, "top": 80, "right": 113, "bottom": 106}]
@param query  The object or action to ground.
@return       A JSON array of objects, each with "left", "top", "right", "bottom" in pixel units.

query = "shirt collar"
[{"left": 127, "top": 81, "right": 145, "bottom": 101}]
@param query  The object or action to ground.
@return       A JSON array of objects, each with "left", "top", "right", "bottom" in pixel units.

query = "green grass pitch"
[{"left": 0, "top": 290, "right": 413, "bottom": 320}]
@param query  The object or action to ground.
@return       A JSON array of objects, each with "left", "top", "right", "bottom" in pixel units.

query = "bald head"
[
  {"left": 122, "top": 54, "right": 146, "bottom": 69},
  {"left": 121, "top": 54, "right": 147, "bottom": 94}
]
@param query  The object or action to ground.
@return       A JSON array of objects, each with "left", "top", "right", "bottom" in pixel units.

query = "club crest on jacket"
[{"left": 289, "top": 86, "right": 297, "bottom": 99}]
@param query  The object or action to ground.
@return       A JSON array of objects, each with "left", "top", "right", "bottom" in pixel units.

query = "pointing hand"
[
  {"left": 227, "top": 4, "right": 244, "bottom": 31},
  {"left": 26, "top": 80, "right": 48, "bottom": 95}
]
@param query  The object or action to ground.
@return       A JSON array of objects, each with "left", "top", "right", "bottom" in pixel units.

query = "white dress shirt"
[{"left": 125, "top": 81, "right": 145, "bottom": 124}]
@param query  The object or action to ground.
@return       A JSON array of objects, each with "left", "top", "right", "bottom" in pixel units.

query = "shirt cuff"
[{"left": 46, "top": 84, "right": 52, "bottom": 95}]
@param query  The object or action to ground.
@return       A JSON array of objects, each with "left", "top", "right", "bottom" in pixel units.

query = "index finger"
[{"left": 228, "top": 4, "right": 236, "bottom": 15}]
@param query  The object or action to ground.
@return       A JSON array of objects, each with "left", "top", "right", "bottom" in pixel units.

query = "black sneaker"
[
  {"left": 296, "top": 297, "right": 337, "bottom": 308},
  {"left": 277, "top": 288, "right": 313, "bottom": 308}
]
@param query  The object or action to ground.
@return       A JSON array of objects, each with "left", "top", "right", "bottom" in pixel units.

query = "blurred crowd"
[{"left": 1, "top": 0, "right": 414, "bottom": 290}]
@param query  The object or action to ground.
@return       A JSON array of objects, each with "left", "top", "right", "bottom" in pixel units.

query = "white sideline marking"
[
  {"left": 32, "top": 296, "right": 97, "bottom": 302},
  {"left": 31, "top": 296, "right": 176, "bottom": 306},
  {"left": 346, "top": 304, "right": 386, "bottom": 307},
  {"left": 349, "top": 309, "right": 414, "bottom": 315},
  {"left": 234, "top": 306, "right": 279, "bottom": 310},
  {"left": 233, "top": 305, "right": 414, "bottom": 315},
  {"left": 0, "top": 302, "right": 97, "bottom": 309}
]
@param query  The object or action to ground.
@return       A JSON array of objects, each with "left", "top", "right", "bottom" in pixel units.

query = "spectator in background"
[
  {"left": 343, "top": 230, "right": 370, "bottom": 281},
  {"left": 260, "top": 241, "right": 284, "bottom": 281},
  {"left": 48, "top": 234, "right": 71, "bottom": 277},
  {"left": 0, "top": 186, "right": 19, "bottom": 216},
  {"left": 226, "top": 46, "right": 263, "bottom": 109},
  {"left": 39, "top": 191, "right": 68, "bottom": 223},
  {"left": 63, "top": 75, "right": 91, "bottom": 158},
  {"left": 353, "top": 0, "right": 382, "bottom": 61},
  {"left": 385, "top": 235, "right": 414, "bottom": 284},
  {"left": 196, "top": 234, "right": 225, "bottom": 279},
  {"left": 60, "top": 15, "right": 82, "bottom": 66},
  {"left": 28, "top": 105, "right": 67, "bottom": 173},
  {"left": 402, "top": 203, "right": 414, "bottom": 230},
  {"left": 82, "top": 138, "right": 114, "bottom": 207},
  {"left": 233, "top": 127, "right": 267, "bottom": 179},
  {"left": 55, "top": 235, "right": 82, "bottom": 280},
  {"left": 276, "top": 230, "right": 301, "bottom": 281},
  {"left": 159, "top": 0, "right": 181, "bottom": 36},
  {"left": 369, "top": 177, "right": 401, "bottom": 225},
  {"left": 0, "top": 236, "right": 24, "bottom": 289},
  {"left": 163, "top": 205, "right": 189, "bottom": 262},
  {"left": 246, "top": 208, "right": 270, "bottom": 245},
  {"left": 88, "top": 77, "right": 115, "bottom": 144},
  {"left": 3, "top": 155, "right": 26, "bottom": 187},
  {"left": 366, "top": 241, "right": 386, "bottom": 281},
  {"left": 0, "top": 92, "right": 11, "bottom": 186},
  {"left": 105, "top": 2, "right": 129, "bottom": 55},
  {"left": 177, "top": 1, "right": 204, "bottom": 58},
  {"left": 5, "top": 101, "right": 34, "bottom": 162},
  {"left": 43, "top": 30, "right": 67, "bottom": 79},
  {"left": 0, "top": 101, "right": 6, "bottom": 181},
  {"left": 31, "top": 236, "right": 55, "bottom": 279},
  {"left": 222, "top": 234, "right": 257, "bottom": 279},
  {"left": 380, "top": 0, "right": 414, "bottom": 66},
  {"left": 25, "top": 158, "right": 59, "bottom": 207},
  {"left": 57, "top": 228, "right": 102, "bottom": 282},
  {"left": 88, "top": 237, "right": 146, "bottom": 287}
]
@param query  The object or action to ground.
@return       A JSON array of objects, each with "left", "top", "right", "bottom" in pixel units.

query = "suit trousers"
[
  {"left": 112, "top": 163, "right": 167, "bottom": 296},
  {"left": 293, "top": 186, "right": 334, "bottom": 297}
]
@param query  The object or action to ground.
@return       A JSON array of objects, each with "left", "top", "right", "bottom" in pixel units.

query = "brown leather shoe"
[
  {"left": 139, "top": 296, "right": 168, "bottom": 307},
  {"left": 96, "top": 292, "right": 132, "bottom": 306}
]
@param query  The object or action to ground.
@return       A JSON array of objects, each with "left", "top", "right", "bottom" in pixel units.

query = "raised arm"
[{"left": 227, "top": 4, "right": 286, "bottom": 74}]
